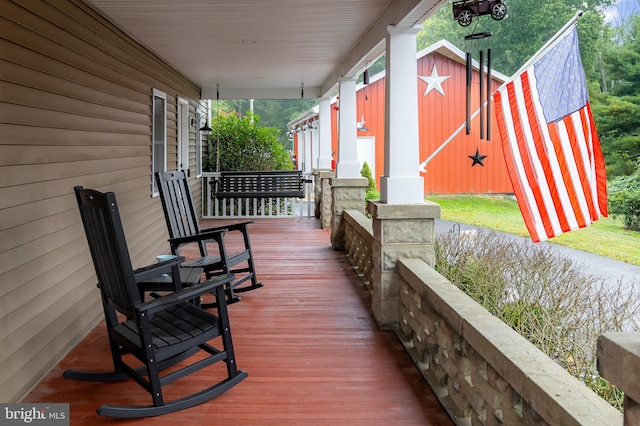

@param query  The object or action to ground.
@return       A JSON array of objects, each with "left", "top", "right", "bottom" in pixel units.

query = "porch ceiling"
[{"left": 84, "top": 0, "right": 447, "bottom": 99}]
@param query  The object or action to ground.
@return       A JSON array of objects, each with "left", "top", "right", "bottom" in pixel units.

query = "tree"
[
  {"left": 360, "top": 162, "right": 380, "bottom": 201},
  {"left": 360, "top": 161, "right": 379, "bottom": 216},
  {"left": 204, "top": 112, "right": 294, "bottom": 172},
  {"left": 593, "top": 15, "right": 640, "bottom": 177},
  {"left": 592, "top": 95, "right": 640, "bottom": 176},
  {"left": 252, "top": 99, "right": 316, "bottom": 151},
  {"left": 418, "top": 0, "right": 612, "bottom": 77},
  {"left": 208, "top": 98, "right": 316, "bottom": 152}
]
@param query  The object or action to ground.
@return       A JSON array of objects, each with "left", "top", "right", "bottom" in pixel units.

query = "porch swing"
[{"left": 208, "top": 85, "right": 305, "bottom": 202}]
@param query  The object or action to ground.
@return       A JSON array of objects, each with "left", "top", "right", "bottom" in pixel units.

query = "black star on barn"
[{"left": 469, "top": 149, "right": 487, "bottom": 167}]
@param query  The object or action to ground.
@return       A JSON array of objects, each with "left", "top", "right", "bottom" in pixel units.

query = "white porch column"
[
  {"left": 303, "top": 126, "right": 313, "bottom": 174},
  {"left": 380, "top": 24, "right": 424, "bottom": 204},
  {"left": 369, "top": 24, "right": 437, "bottom": 329},
  {"left": 309, "top": 124, "right": 318, "bottom": 172},
  {"left": 336, "top": 77, "right": 360, "bottom": 178},
  {"left": 295, "top": 132, "right": 303, "bottom": 170},
  {"left": 317, "top": 97, "right": 333, "bottom": 169}
]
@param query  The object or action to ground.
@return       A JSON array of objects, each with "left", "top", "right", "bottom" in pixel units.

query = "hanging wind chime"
[
  {"left": 454, "top": 0, "right": 508, "bottom": 167},
  {"left": 465, "top": 30, "right": 493, "bottom": 167}
]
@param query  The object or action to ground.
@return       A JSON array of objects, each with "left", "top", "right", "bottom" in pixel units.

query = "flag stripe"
[
  {"left": 494, "top": 87, "right": 543, "bottom": 242},
  {"left": 577, "top": 107, "right": 601, "bottom": 221},
  {"left": 549, "top": 119, "right": 587, "bottom": 228},
  {"left": 512, "top": 76, "right": 557, "bottom": 239},
  {"left": 567, "top": 111, "right": 598, "bottom": 222},
  {"left": 522, "top": 71, "right": 570, "bottom": 235},
  {"left": 587, "top": 103, "right": 609, "bottom": 214},
  {"left": 577, "top": 108, "right": 601, "bottom": 221},
  {"left": 498, "top": 79, "right": 551, "bottom": 241}
]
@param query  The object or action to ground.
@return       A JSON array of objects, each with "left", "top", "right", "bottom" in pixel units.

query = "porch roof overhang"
[{"left": 84, "top": 0, "right": 448, "bottom": 100}]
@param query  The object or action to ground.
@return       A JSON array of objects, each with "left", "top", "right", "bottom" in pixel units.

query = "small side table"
[{"left": 138, "top": 267, "right": 204, "bottom": 297}]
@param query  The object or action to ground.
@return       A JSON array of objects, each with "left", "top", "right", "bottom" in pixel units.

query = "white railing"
[{"left": 202, "top": 172, "right": 314, "bottom": 218}]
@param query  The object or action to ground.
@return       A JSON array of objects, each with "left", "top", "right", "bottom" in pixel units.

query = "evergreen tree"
[
  {"left": 418, "top": 0, "right": 612, "bottom": 76},
  {"left": 594, "top": 15, "right": 640, "bottom": 177},
  {"left": 253, "top": 99, "right": 317, "bottom": 150},
  {"left": 360, "top": 162, "right": 380, "bottom": 201}
]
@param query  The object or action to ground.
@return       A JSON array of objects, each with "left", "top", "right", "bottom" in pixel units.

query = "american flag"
[{"left": 493, "top": 25, "right": 608, "bottom": 243}]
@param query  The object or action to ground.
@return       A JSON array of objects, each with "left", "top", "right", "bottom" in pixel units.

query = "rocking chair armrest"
[
  {"left": 137, "top": 273, "right": 236, "bottom": 314},
  {"left": 133, "top": 256, "right": 186, "bottom": 282},
  {"left": 201, "top": 221, "right": 253, "bottom": 234},
  {"left": 168, "top": 229, "right": 228, "bottom": 247}
]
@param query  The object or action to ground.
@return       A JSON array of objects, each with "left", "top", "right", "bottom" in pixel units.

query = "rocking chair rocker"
[{"left": 64, "top": 186, "right": 247, "bottom": 418}]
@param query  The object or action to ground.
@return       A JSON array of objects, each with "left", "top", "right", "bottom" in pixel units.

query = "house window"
[{"left": 152, "top": 89, "right": 167, "bottom": 196}]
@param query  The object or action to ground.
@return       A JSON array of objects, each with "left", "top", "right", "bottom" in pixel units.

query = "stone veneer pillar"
[
  {"left": 369, "top": 200, "right": 440, "bottom": 329},
  {"left": 314, "top": 169, "right": 335, "bottom": 228},
  {"left": 330, "top": 177, "right": 368, "bottom": 249}
]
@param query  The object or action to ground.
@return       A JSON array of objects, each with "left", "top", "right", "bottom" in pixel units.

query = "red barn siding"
[
  {"left": 331, "top": 102, "right": 339, "bottom": 165},
  {"left": 356, "top": 80, "right": 385, "bottom": 183},
  {"left": 417, "top": 53, "right": 511, "bottom": 194}
]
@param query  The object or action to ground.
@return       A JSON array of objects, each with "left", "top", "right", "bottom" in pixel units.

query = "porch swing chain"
[{"left": 212, "top": 83, "right": 221, "bottom": 198}]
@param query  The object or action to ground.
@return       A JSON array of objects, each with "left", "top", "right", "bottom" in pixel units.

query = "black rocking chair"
[
  {"left": 64, "top": 186, "right": 247, "bottom": 418},
  {"left": 155, "top": 170, "right": 263, "bottom": 306}
]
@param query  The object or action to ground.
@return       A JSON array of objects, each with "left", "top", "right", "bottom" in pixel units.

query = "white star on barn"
[{"left": 419, "top": 64, "right": 450, "bottom": 96}]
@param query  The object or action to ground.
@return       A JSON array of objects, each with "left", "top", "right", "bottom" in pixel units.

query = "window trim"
[
  {"left": 177, "top": 97, "right": 189, "bottom": 176},
  {"left": 151, "top": 89, "right": 167, "bottom": 196}
]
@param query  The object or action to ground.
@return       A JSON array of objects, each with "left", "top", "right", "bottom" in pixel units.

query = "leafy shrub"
[
  {"left": 360, "top": 162, "right": 379, "bottom": 217},
  {"left": 608, "top": 161, "right": 640, "bottom": 231},
  {"left": 204, "top": 112, "right": 293, "bottom": 172},
  {"left": 360, "top": 161, "right": 379, "bottom": 201},
  {"left": 435, "top": 230, "right": 640, "bottom": 410}
]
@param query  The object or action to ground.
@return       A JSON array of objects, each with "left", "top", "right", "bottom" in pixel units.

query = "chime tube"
[
  {"left": 487, "top": 48, "right": 492, "bottom": 141},
  {"left": 479, "top": 50, "right": 485, "bottom": 140},
  {"left": 466, "top": 52, "right": 472, "bottom": 135}
]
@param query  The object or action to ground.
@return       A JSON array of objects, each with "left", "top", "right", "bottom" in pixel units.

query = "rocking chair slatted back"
[
  {"left": 157, "top": 171, "right": 212, "bottom": 258},
  {"left": 155, "top": 171, "right": 264, "bottom": 305},
  {"left": 162, "top": 175, "right": 201, "bottom": 241},
  {"left": 74, "top": 186, "right": 139, "bottom": 316}
]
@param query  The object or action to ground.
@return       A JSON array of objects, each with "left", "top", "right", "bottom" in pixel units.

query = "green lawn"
[{"left": 427, "top": 194, "right": 640, "bottom": 266}]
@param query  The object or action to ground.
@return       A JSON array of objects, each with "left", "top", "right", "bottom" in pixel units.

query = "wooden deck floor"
[{"left": 24, "top": 218, "right": 452, "bottom": 425}]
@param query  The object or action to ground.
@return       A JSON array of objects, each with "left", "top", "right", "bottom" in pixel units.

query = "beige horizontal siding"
[
  {"left": 0, "top": 144, "right": 151, "bottom": 167},
  {"left": 0, "top": 123, "right": 152, "bottom": 147},
  {"left": 0, "top": 59, "right": 151, "bottom": 115},
  {"left": 0, "top": 0, "right": 205, "bottom": 402}
]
